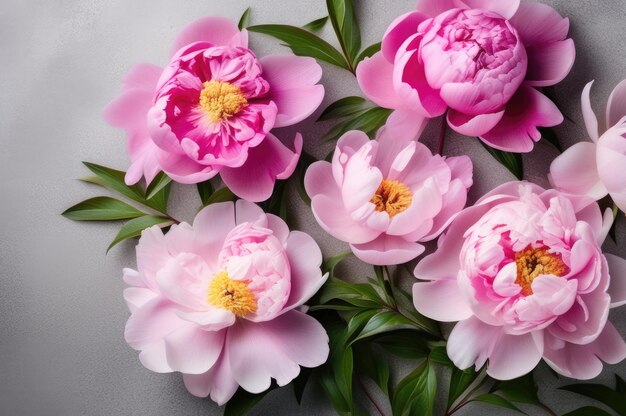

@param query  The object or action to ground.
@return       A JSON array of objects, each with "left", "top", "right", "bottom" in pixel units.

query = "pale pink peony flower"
[
  {"left": 304, "top": 128, "right": 473, "bottom": 265},
  {"left": 104, "top": 17, "right": 325, "bottom": 201},
  {"left": 356, "top": 0, "right": 575, "bottom": 152},
  {"left": 413, "top": 182, "right": 626, "bottom": 380},
  {"left": 550, "top": 80, "right": 626, "bottom": 212},
  {"left": 122, "top": 200, "right": 329, "bottom": 404}
]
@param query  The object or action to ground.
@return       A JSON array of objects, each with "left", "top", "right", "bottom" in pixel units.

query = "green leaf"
[
  {"left": 318, "top": 277, "right": 385, "bottom": 306},
  {"left": 238, "top": 7, "right": 251, "bottom": 30},
  {"left": 263, "top": 180, "right": 288, "bottom": 222},
  {"left": 248, "top": 24, "right": 349, "bottom": 70},
  {"left": 107, "top": 215, "right": 173, "bottom": 252},
  {"left": 303, "top": 16, "right": 328, "bottom": 32},
  {"left": 538, "top": 127, "right": 562, "bottom": 152},
  {"left": 354, "top": 344, "right": 390, "bottom": 396},
  {"left": 224, "top": 387, "right": 270, "bottom": 416},
  {"left": 145, "top": 172, "right": 171, "bottom": 200},
  {"left": 392, "top": 360, "right": 437, "bottom": 416},
  {"left": 480, "top": 141, "right": 524, "bottom": 180},
  {"left": 562, "top": 407, "right": 613, "bottom": 416},
  {"left": 324, "top": 106, "right": 392, "bottom": 142},
  {"left": 447, "top": 367, "right": 480, "bottom": 409},
  {"left": 560, "top": 383, "right": 626, "bottom": 415},
  {"left": 616, "top": 375, "right": 626, "bottom": 394},
  {"left": 429, "top": 346, "right": 453, "bottom": 367},
  {"left": 351, "top": 310, "right": 419, "bottom": 343},
  {"left": 373, "top": 330, "right": 431, "bottom": 359},
  {"left": 493, "top": 374, "right": 539, "bottom": 405},
  {"left": 322, "top": 251, "right": 352, "bottom": 278},
  {"left": 472, "top": 394, "right": 525, "bottom": 414},
  {"left": 292, "top": 367, "right": 312, "bottom": 405},
  {"left": 317, "top": 96, "right": 367, "bottom": 121},
  {"left": 62, "top": 197, "right": 144, "bottom": 221},
  {"left": 355, "top": 42, "right": 381, "bottom": 66},
  {"left": 196, "top": 180, "right": 214, "bottom": 206},
  {"left": 205, "top": 186, "right": 236, "bottom": 205},
  {"left": 82, "top": 162, "right": 157, "bottom": 207},
  {"left": 294, "top": 151, "right": 318, "bottom": 206},
  {"left": 326, "top": 0, "right": 361, "bottom": 69}
]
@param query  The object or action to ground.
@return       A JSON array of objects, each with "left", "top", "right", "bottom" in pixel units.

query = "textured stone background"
[{"left": 1, "top": 0, "right": 625, "bottom": 414}]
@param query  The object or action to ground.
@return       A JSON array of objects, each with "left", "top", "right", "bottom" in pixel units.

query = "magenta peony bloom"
[
  {"left": 550, "top": 80, "right": 626, "bottom": 212},
  {"left": 356, "top": 0, "right": 575, "bottom": 152},
  {"left": 104, "top": 17, "right": 325, "bottom": 201},
  {"left": 122, "top": 200, "right": 329, "bottom": 404},
  {"left": 304, "top": 128, "right": 473, "bottom": 265},
  {"left": 413, "top": 182, "right": 626, "bottom": 380}
]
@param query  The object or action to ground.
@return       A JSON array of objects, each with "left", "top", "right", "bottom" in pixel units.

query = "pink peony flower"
[
  {"left": 413, "top": 182, "right": 626, "bottom": 380},
  {"left": 122, "top": 200, "right": 329, "bottom": 404},
  {"left": 356, "top": 0, "right": 575, "bottom": 152},
  {"left": 304, "top": 128, "right": 473, "bottom": 265},
  {"left": 550, "top": 80, "right": 626, "bottom": 212},
  {"left": 104, "top": 17, "right": 325, "bottom": 201}
]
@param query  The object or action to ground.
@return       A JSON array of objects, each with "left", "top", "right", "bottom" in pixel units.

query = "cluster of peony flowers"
[
  {"left": 123, "top": 201, "right": 329, "bottom": 403},
  {"left": 104, "top": 17, "right": 324, "bottom": 202},
  {"left": 413, "top": 183, "right": 626, "bottom": 379},
  {"left": 356, "top": 0, "right": 575, "bottom": 151}
]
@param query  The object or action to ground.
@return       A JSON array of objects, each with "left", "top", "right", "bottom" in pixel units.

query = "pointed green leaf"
[
  {"left": 145, "top": 172, "right": 171, "bottom": 200},
  {"left": 107, "top": 215, "right": 173, "bottom": 251},
  {"left": 205, "top": 186, "right": 236, "bottom": 205},
  {"left": 392, "top": 360, "right": 436, "bottom": 416},
  {"left": 224, "top": 387, "right": 270, "bottom": 416},
  {"left": 62, "top": 197, "right": 144, "bottom": 221},
  {"left": 303, "top": 16, "right": 328, "bottom": 32},
  {"left": 480, "top": 141, "right": 524, "bottom": 180},
  {"left": 196, "top": 180, "right": 214, "bottom": 206},
  {"left": 355, "top": 42, "right": 381, "bottom": 66},
  {"left": 493, "top": 373, "right": 539, "bottom": 405},
  {"left": 145, "top": 172, "right": 171, "bottom": 213},
  {"left": 560, "top": 383, "right": 626, "bottom": 415},
  {"left": 538, "top": 127, "right": 562, "bottom": 152},
  {"left": 238, "top": 7, "right": 251, "bottom": 30},
  {"left": 248, "top": 24, "right": 349, "bottom": 70},
  {"left": 373, "top": 330, "right": 431, "bottom": 359},
  {"left": 317, "top": 96, "right": 367, "bottom": 121},
  {"left": 351, "top": 310, "right": 418, "bottom": 343},
  {"left": 429, "top": 346, "right": 454, "bottom": 367},
  {"left": 326, "top": 0, "right": 361, "bottom": 69},
  {"left": 292, "top": 367, "right": 313, "bottom": 405},
  {"left": 447, "top": 367, "right": 480, "bottom": 409},
  {"left": 471, "top": 394, "right": 525, "bottom": 414},
  {"left": 562, "top": 407, "right": 612, "bottom": 416},
  {"left": 322, "top": 251, "right": 352, "bottom": 278},
  {"left": 354, "top": 344, "right": 390, "bottom": 396},
  {"left": 324, "top": 106, "right": 391, "bottom": 142}
]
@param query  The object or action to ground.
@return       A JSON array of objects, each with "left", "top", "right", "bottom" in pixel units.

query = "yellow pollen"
[
  {"left": 370, "top": 179, "right": 413, "bottom": 217},
  {"left": 199, "top": 80, "right": 248, "bottom": 123},
  {"left": 207, "top": 271, "right": 257, "bottom": 317},
  {"left": 514, "top": 246, "right": 569, "bottom": 296}
]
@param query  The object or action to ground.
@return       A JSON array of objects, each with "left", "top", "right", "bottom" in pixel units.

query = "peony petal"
[
  {"left": 509, "top": 2, "right": 570, "bottom": 46},
  {"left": 138, "top": 340, "right": 172, "bottom": 373},
  {"left": 125, "top": 298, "right": 189, "bottom": 350},
  {"left": 234, "top": 199, "right": 265, "bottom": 225},
  {"left": 525, "top": 40, "right": 576, "bottom": 87},
  {"left": 123, "top": 287, "right": 158, "bottom": 313},
  {"left": 447, "top": 110, "right": 505, "bottom": 137},
  {"left": 382, "top": 11, "right": 428, "bottom": 62},
  {"left": 447, "top": 317, "right": 503, "bottom": 371},
  {"left": 182, "top": 346, "right": 239, "bottom": 404},
  {"left": 176, "top": 309, "right": 236, "bottom": 331},
  {"left": 605, "top": 253, "right": 626, "bottom": 307},
  {"left": 260, "top": 55, "right": 324, "bottom": 128},
  {"left": 423, "top": 178, "right": 469, "bottom": 240},
  {"left": 543, "top": 323, "right": 626, "bottom": 379},
  {"left": 221, "top": 133, "right": 302, "bottom": 202},
  {"left": 457, "top": 0, "right": 520, "bottom": 19},
  {"left": 157, "top": 149, "right": 219, "bottom": 184},
  {"left": 155, "top": 255, "right": 212, "bottom": 310},
  {"left": 549, "top": 142, "right": 608, "bottom": 200},
  {"left": 413, "top": 280, "right": 473, "bottom": 321},
  {"left": 164, "top": 327, "right": 225, "bottom": 374},
  {"left": 480, "top": 85, "right": 563, "bottom": 153},
  {"left": 486, "top": 331, "right": 544, "bottom": 380},
  {"left": 415, "top": 0, "right": 456, "bottom": 17},
  {"left": 281, "top": 231, "right": 327, "bottom": 312},
  {"left": 136, "top": 226, "right": 172, "bottom": 291},
  {"left": 582, "top": 81, "right": 600, "bottom": 142},
  {"left": 384, "top": 108, "right": 429, "bottom": 141},
  {"left": 607, "top": 80, "right": 626, "bottom": 128},
  {"left": 228, "top": 311, "right": 329, "bottom": 393},
  {"left": 192, "top": 201, "right": 237, "bottom": 254},
  {"left": 171, "top": 17, "right": 246, "bottom": 55},
  {"left": 356, "top": 52, "right": 404, "bottom": 109},
  {"left": 350, "top": 234, "right": 425, "bottom": 265}
]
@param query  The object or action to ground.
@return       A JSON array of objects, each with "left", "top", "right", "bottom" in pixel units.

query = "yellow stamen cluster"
[
  {"left": 199, "top": 80, "right": 248, "bottom": 123},
  {"left": 207, "top": 271, "right": 257, "bottom": 317},
  {"left": 370, "top": 179, "right": 413, "bottom": 217},
  {"left": 514, "top": 246, "right": 568, "bottom": 296}
]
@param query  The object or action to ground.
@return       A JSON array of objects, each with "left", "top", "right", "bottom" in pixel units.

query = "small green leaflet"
[
  {"left": 323, "top": 106, "right": 392, "bottom": 142},
  {"left": 355, "top": 42, "right": 381, "bottom": 66},
  {"left": 238, "top": 7, "right": 251, "bottom": 30},
  {"left": 326, "top": 0, "right": 361, "bottom": 71},
  {"left": 196, "top": 180, "right": 214, "bottom": 206},
  {"left": 205, "top": 187, "right": 236, "bottom": 205},
  {"left": 471, "top": 393, "right": 525, "bottom": 414},
  {"left": 317, "top": 96, "right": 367, "bottom": 121},
  {"left": 480, "top": 140, "right": 524, "bottom": 180},
  {"left": 561, "top": 377, "right": 626, "bottom": 416},
  {"left": 107, "top": 215, "right": 173, "bottom": 252},
  {"left": 392, "top": 359, "right": 437, "bottom": 416},
  {"left": 303, "top": 16, "right": 328, "bottom": 32},
  {"left": 248, "top": 24, "right": 349, "bottom": 70},
  {"left": 62, "top": 196, "right": 144, "bottom": 221}
]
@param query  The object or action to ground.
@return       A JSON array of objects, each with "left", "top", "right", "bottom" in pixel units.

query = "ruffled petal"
[
  {"left": 260, "top": 55, "right": 324, "bottom": 128},
  {"left": 447, "top": 317, "right": 503, "bottom": 371},
  {"left": 183, "top": 347, "right": 239, "bottom": 404},
  {"left": 220, "top": 133, "right": 302, "bottom": 202}
]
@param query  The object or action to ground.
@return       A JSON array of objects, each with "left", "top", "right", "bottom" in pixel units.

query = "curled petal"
[{"left": 607, "top": 80, "right": 626, "bottom": 128}]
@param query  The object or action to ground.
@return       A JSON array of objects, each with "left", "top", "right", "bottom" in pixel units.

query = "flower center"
[
  {"left": 207, "top": 271, "right": 257, "bottom": 317},
  {"left": 199, "top": 80, "right": 248, "bottom": 123},
  {"left": 514, "top": 246, "right": 569, "bottom": 296},
  {"left": 370, "top": 179, "right": 413, "bottom": 217}
]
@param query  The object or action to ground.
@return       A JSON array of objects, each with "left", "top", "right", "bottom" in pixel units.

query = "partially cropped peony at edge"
[
  {"left": 356, "top": 0, "right": 575, "bottom": 152},
  {"left": 413, "top": 182, "right": 626, "bottom": 380},
  {"left": 122, "top": 200, "right": 329, "bottom": 404},
  {"left": 104, "top": 17, "right": 324, "bottom": 201}
]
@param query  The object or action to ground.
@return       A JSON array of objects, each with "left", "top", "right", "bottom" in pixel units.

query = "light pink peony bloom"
[
  {"left": 104, "top": 17, "right": 325, "bottom": 201},
  {"left": 550, "top": 80, "right": 626, "bottom": 212},
  {"left": 356, "top": 0, "right": 575, "bottom": 152},
  {"left": 304, "top": 128, "right": 473, "bottom": 265},
  {"left": 413, "top": 182, "right": 626, "bottom": 380},
  {"left": 122, "top": 200, "right": 329, "bottom": 404}
]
